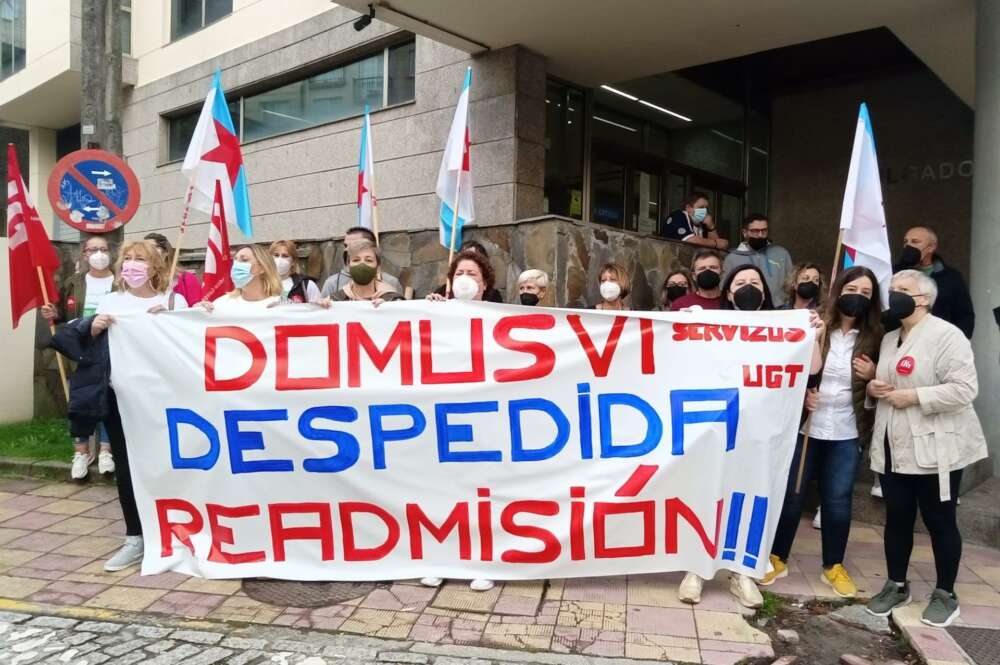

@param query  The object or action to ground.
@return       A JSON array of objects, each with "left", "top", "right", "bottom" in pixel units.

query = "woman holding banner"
[
  {"left": 760, "top": 266, "right": 883, "bottom": 599},
  {"left": 89, "top": 240, "right": 188, "bottom": 572},
  {"left": 591, "top": 263, "right": 630, "bottom": 310},
  {"left": 679, "top": 263, "right": 825, "bottom": 608},
  {"left": 516, "top": 269, "right": 549, "bottom": 306},
  {"left": 201, "top": 245, "right": 283, "bottom": 312},
  {"left": 423, "top": 248, "right": 496, "bottom": 591},
  {"left": 865, "top": 270, "right": 987, "bottom": 628},
  {"left": 327, "top": 240, "right": 402, "bottom": 304}
]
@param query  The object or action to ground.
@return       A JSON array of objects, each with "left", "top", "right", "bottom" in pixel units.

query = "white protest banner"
[{"left": 109, "top": 302, "right": 813, "bottom": 581}]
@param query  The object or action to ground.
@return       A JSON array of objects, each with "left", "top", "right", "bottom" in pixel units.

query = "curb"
[{"left": 0, "top": 457, "right": 116, "bottom": 485}]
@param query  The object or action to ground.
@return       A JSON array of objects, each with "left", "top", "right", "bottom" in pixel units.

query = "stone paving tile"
[
  {"left": 694, "top": 609, "right": 770, "bottom": 644},
  {"left": 481, "top": 620, "right": 554, "bottom": 650},
  {"left": 339, "top": 608, "right": 420, "bottom": 639},
  {"left": 79, "top": 501, "right": 126, "bottom": 520},
  {"left": 701, "top": 650, "right": 755, "bottom": 665},
  {"left": 4, "top": 530, "right": 77, "bottom": 552},
  {"left": 273, "top": 604, "right": 355, "bottom": 630},
  {"left": 0, "top": 527, "right": 30, "bottom": 546},
  {"left": 118, "top": 570, "right": 190, "bottom": 589},
  {"left": 624, "top": 633, "right": 701, "bottom": 662},
  {"left": 91, "top": 518, "right": 127, "bottom": 536},
  {"left": 44, "top": 515, "right": 112, "bottom": 535},
  {"left": 59, "top": 534, "right": 123, "bottom": 558},
  {"left": 0, "top": 478, "right": 45, "bottom": 492},
  {"left": 626, "top": 573, "right": 687, "bottom": 608},
  {"left": 952, "top": 581, "right": 1000, "bottom": 606},
  {"left": 906, "top": 626, "right": 970, "bottom": 662},
  {"left": 84, "top": 585, "right": 168, "bottom": 611},
  {"left": 556, "top": 600, "right": 626, "bottom": 631},
  {"left": 431, "top": 581, "right": 501, "bottom": 613},
  {"left": 28, "top": 579, "right": 109, "bottom": 605},
  {"left": 408, "top": 607, "right": 488, "bottom": 644},
  {"left": 561, "top": 575, "right": 628, "bottom": 603},
  {"left": 175, "top": 576, "right": 243, "bottom": 595},
  {"left": 18, "top": 552, "right": 94, "bottom": 572},
  {"left": 0, "top": 547, "right": 42, "bottom": 568},
  {"left": 625, "top": 604, "right": 697, "bottom": 638},
  {"left": 0, "top": 493, "right": 59, "bottom": 511},
  {"left": 28, "top": 483, "right": 85, "bottom": 499},
  {"left": 146, "top": 590, "right": 228, "bottom": 618},
  {"left": 0, "top": 508, "right": 26, "bottom": 523},
  {"left": 954, "top": 604, "right": 1000, "bottom": 627},
  {"left": 208, "top": 593, "right": 283, "bottom": 624},
  {"left": 1, "top": 510, "right": 68, "bottom": 530},
  {"left": 69, "top": 485, "right": 120, "bottom": 503},
  {"left": 360, "top": 583, "right": 437, "bottom": 612},
  {"left": 965, "top": 563, "right": 1000, "bottom": 587},
  {"left": 551, "top": 626, "right": 625, "bottom": 657},
  {"left": 0, "top": 574, "right": 48, "bottom": 598}
]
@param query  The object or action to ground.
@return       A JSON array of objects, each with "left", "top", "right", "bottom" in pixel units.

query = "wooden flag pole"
[
  {"left": 166, "top": 183, "right": 195, "bottom": 288},
  {"left": 445, "top": 168, "right": 462, "bottom": 297},
  {"left": 36, "top": 267, "right": 69, "bottom": 402},
  {"left": 795, "top": 229, "right": 844, "bottom": 494}
]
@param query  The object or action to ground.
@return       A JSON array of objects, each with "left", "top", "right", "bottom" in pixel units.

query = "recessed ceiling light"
[
  {"left": 638, "top": 99, "right": 692, "bottom": 122},
  {"left": 600, "top": 84, "right": 638, "bottom": 101}
]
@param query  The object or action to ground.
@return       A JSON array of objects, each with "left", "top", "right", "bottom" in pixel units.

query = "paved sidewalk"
[{"left": 0, "top": 477, "right": 998, "bottom": 665}]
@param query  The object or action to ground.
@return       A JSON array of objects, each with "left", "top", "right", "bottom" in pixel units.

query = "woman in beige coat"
[{"left": 865, "top": 270, "right": 987, "bottom": 628}]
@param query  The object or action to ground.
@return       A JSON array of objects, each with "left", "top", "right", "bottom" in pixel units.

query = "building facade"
[{"left": 1, "top": 0, "right": 996, "bottom": 484}]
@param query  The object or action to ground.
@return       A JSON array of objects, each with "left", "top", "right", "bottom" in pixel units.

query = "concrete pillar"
[{"left": 971, "top": 0, "right": 1000, "bottom": 475}]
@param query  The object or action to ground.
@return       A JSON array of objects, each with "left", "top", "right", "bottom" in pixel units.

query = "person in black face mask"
[
  {"left": 721, "top": 265, "right": 774, "bottom": 312},
  {"left": 671, "top": 250, "right": 725, "bottom": 311},
  {"left": 659, "top": 270, "right": 691, "bottom": 311},
  {"left": 780, "top": 263, "right": 825, "bottom": 311},
  {"left": 515, "top": 269, "right": 549, "bottom": 306},
  {"left": 722, "top": 214, "right": 794, "bottom": 307},
  {"left": 891, "top": 226, "right": 974, "bottom": 338},
  {"left": 761, "top": 266, "right": 883, "bottom": 599}
]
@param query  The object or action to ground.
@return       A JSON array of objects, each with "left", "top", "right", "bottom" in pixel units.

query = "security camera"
[{"left": 354, "top": 4, "right": 375, "bottom": 31}]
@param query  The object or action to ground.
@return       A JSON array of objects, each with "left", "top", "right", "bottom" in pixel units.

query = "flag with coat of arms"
[{"left": 182, "top": 69, "right": 253, "bottom": 238}]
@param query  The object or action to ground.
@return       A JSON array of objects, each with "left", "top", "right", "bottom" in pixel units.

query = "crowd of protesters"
[{"left": 41, "top": 194, "right": 986, "bottom": 629}]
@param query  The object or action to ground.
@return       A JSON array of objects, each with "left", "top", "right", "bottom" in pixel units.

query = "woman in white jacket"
[{"left": 865, "top": 270, "right": 987, "bottom": 628}]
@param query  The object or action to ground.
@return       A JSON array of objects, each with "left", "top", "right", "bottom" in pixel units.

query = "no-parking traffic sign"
[{"left": 47, "top": 149, "right": 141, "bottom": 233}]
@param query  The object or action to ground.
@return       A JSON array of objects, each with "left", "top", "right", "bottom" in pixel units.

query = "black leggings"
[
  {"left": 104, "top": 389, "right": 142, "bottom": 537},
  {"left": 881, "top": 444, "right": 963, "bottom": 593}
]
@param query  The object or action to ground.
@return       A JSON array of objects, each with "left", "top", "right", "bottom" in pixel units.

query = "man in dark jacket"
[{"left": 896, "top": 226, "right": 974, "bottom": 338}]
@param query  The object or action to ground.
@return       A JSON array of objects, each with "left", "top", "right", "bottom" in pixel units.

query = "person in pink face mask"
[{"left": 90, "top": 240, "right": 188, "bottom": 573}]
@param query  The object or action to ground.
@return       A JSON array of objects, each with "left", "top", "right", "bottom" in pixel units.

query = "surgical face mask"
[
  {"left": 732, "top": 284, "right": 764, "bottom": 311},
  {"left": 695, "top": 269, "right": 721, "bottom": 290},
  {"left": 519, "top": 292, "right": 540, "bottom": 306},
  {"left": 121, "top": 260, "right": 148, "bottom": 288},
  {"left": 452, "top": 274, "right": 480, "bottom": 300},
  {"left": 230, "top": 260, "right": 254, "bottom": 288},
  {"left": 691, "top": 208, "right": 708, "bottom": 224},
  {"left": 599, "top": 280, "right": 622, "bottom": 302},
  {"left": 349, "top": 263, "right": 377, "bottom": 286},
  {"left": 274, "top": 256, "right": 292, "bottom": 276},
  {"left": 87, "top": 250, "right": 110, "bottom": 271},
  {"left": 898, "top": 245, "right": 922, "bottom": 268},
  {"left": 796, "top": 281, "right": 820, "bottom": 301},
  {"left": 888, "top": 290, "right": 918, "bottom": 320},
  {"left": 837, "top": 293, "right": 871, "bottom": 318}
]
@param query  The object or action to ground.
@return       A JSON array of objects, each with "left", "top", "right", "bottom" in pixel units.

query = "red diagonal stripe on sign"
[
  {"left": 615, "top": 464, "right": 660, "bottom": 497},
  {"left": 68, "top": 166, "right": 124, "bottom": 217}
]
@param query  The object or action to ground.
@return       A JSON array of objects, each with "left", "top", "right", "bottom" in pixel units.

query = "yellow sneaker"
[
  {"left": 758, "top": 554, "right": 787, "bottom": 586},
  {"left": 822, "top": 564, "right": 857, "bottom": 598}
]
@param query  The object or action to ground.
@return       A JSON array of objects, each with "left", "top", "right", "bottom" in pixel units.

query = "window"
[
  {"left": 165, "top": 41, "right": 417, "bottom": 161},
  {"left": 121, "top": 0, "right": 132, "bottom": 55},
  {"left": 0, "top": 0, "right": 26, "bottom": 80},
  {"left": 171, "top": 0, "right": 232, "bottom": 41},
  {"left": 544, "top": 80, "right": 584, "bottom": 219}
]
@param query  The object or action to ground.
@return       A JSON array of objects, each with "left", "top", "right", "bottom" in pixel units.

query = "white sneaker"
[
  {"left": 871, "top": 481, "right": 883, "bottom": 498},
  {"left": 97, "top": 450, "right": 115, "bottom": 475},
  {"left": 104, "top": 535, "right": 144, "bottom": 572},
  {"left": 70, "top": 452, "right": 92, "bottom": 480},
  {"left": 469, "top": 579, "right": 494, "bottom": 592},
  {"left": 812, "top": 509, "right": 822, "bottom": 530},
  {"left": 420, "top": 577, "right": 444, "bottom": 588},
  {"left": 730, "top": 573, "right": 764, "bottom": 608},
  {"left": 678, "top": 572, "right": 703, "bottom": 604}
]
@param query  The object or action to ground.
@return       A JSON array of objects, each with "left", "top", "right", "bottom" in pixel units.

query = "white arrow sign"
[
  {"left": 82, "top": 205, "right": 104, "bottom": 212},
  {"left": 90, "top": 169, "right": 111, "bottom": 176}
]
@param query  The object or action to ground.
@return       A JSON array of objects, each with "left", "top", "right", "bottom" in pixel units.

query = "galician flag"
[
  {"left": 436, "top": 67, "right": 474, "bottom": 250},
  {"left": 357, "top": 105, "right": 377, "bottom": 231},
  {"left": 182, "top": 69, "right": 253, "bottom": 238},
  {"left": 839, "top": 103, "right": 892, "bottom": 307}
]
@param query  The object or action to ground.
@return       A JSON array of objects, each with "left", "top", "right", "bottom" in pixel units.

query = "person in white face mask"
[
  {"left": 423, "top": 249, "right": 496, "bottom": 592},
  {"left": 200, "top": 244, "right": 284, "bottom": 313},
  {"left": 41, "top": 235, "right": 117, "bottom": 481},
  {"left": 270, "top": 239, "right": 321, "bottom": 303},
  {"left": 591, "top": 262, "right": 631, "bottom": 311}
]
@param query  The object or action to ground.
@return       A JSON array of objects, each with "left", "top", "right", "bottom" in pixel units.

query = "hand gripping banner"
[{"left": 109, "top": 302, "right": 813, "bottom": 581}]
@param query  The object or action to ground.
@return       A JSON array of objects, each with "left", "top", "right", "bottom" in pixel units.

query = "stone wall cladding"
[{"left": 120, "top": 7, "right": 547, "bottom": 252}]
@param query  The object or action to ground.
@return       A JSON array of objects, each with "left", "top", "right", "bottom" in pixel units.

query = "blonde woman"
[
  {"left": 270, "top": 239, "right": 321, "bottom": 303},
  {"left": 592, "top": 262, "right": 630, "bottom": 310},
  {"left": 89, "top": 240, "right": 188, "bottom": 572},
  {"left": 781, "top": 263, "right": 825, "bottom": 311},
  {"left": 202, "top": 244, "right": 283, "bottom": 313}
]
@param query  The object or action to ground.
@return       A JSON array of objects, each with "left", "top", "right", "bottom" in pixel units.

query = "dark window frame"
[{"left": 170, "top": 0, "right": 233, "bottom": 42}]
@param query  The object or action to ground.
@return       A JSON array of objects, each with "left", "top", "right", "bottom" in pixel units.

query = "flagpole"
[
  {"left": 36, "top": 267, "right": 69, "bottom": 402},
  {"left": 445, "top": 168, "right": 462, "bottom": 297},
  {"left": 167, "top": 183, "right": 195, "bottom": 288}
]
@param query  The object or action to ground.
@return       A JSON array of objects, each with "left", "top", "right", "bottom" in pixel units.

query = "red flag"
[
  {"left": 201, "top": 179, "right": 233, "bottom": 301},
  {"left": 7, "top": 143, "right": 60, "bottom": 328}
]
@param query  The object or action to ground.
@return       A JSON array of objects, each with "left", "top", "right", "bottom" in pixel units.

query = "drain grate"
[
  {"left": 242, "top": 579, "right": 380, "bottom": 608},
  {"left": 947, "top": 626, "right": 1000, "bottom": 665}
]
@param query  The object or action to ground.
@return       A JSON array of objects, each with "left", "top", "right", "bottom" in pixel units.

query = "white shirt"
[
  {"left": 96, "top": 290, "right": 189, "bottom": 316},
  {"left": 807, "top": 328, "right": 859, "bottom": 441},
  {"left": 212, "top": 294, "right": 281, "bottom": 313},
  {"left": 82, "top": 274, "right": 114, "bottom": 317},
  {"left": 281, "top": 276, "right": 321, "bottom": 303}
]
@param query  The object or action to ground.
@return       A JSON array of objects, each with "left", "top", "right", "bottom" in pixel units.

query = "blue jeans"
[
  {"left": 76, "top": 422, "right": 109, "bottom": 446},
  {"left": 771, "top": 434, "right": 861, "bottom": 567}
]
